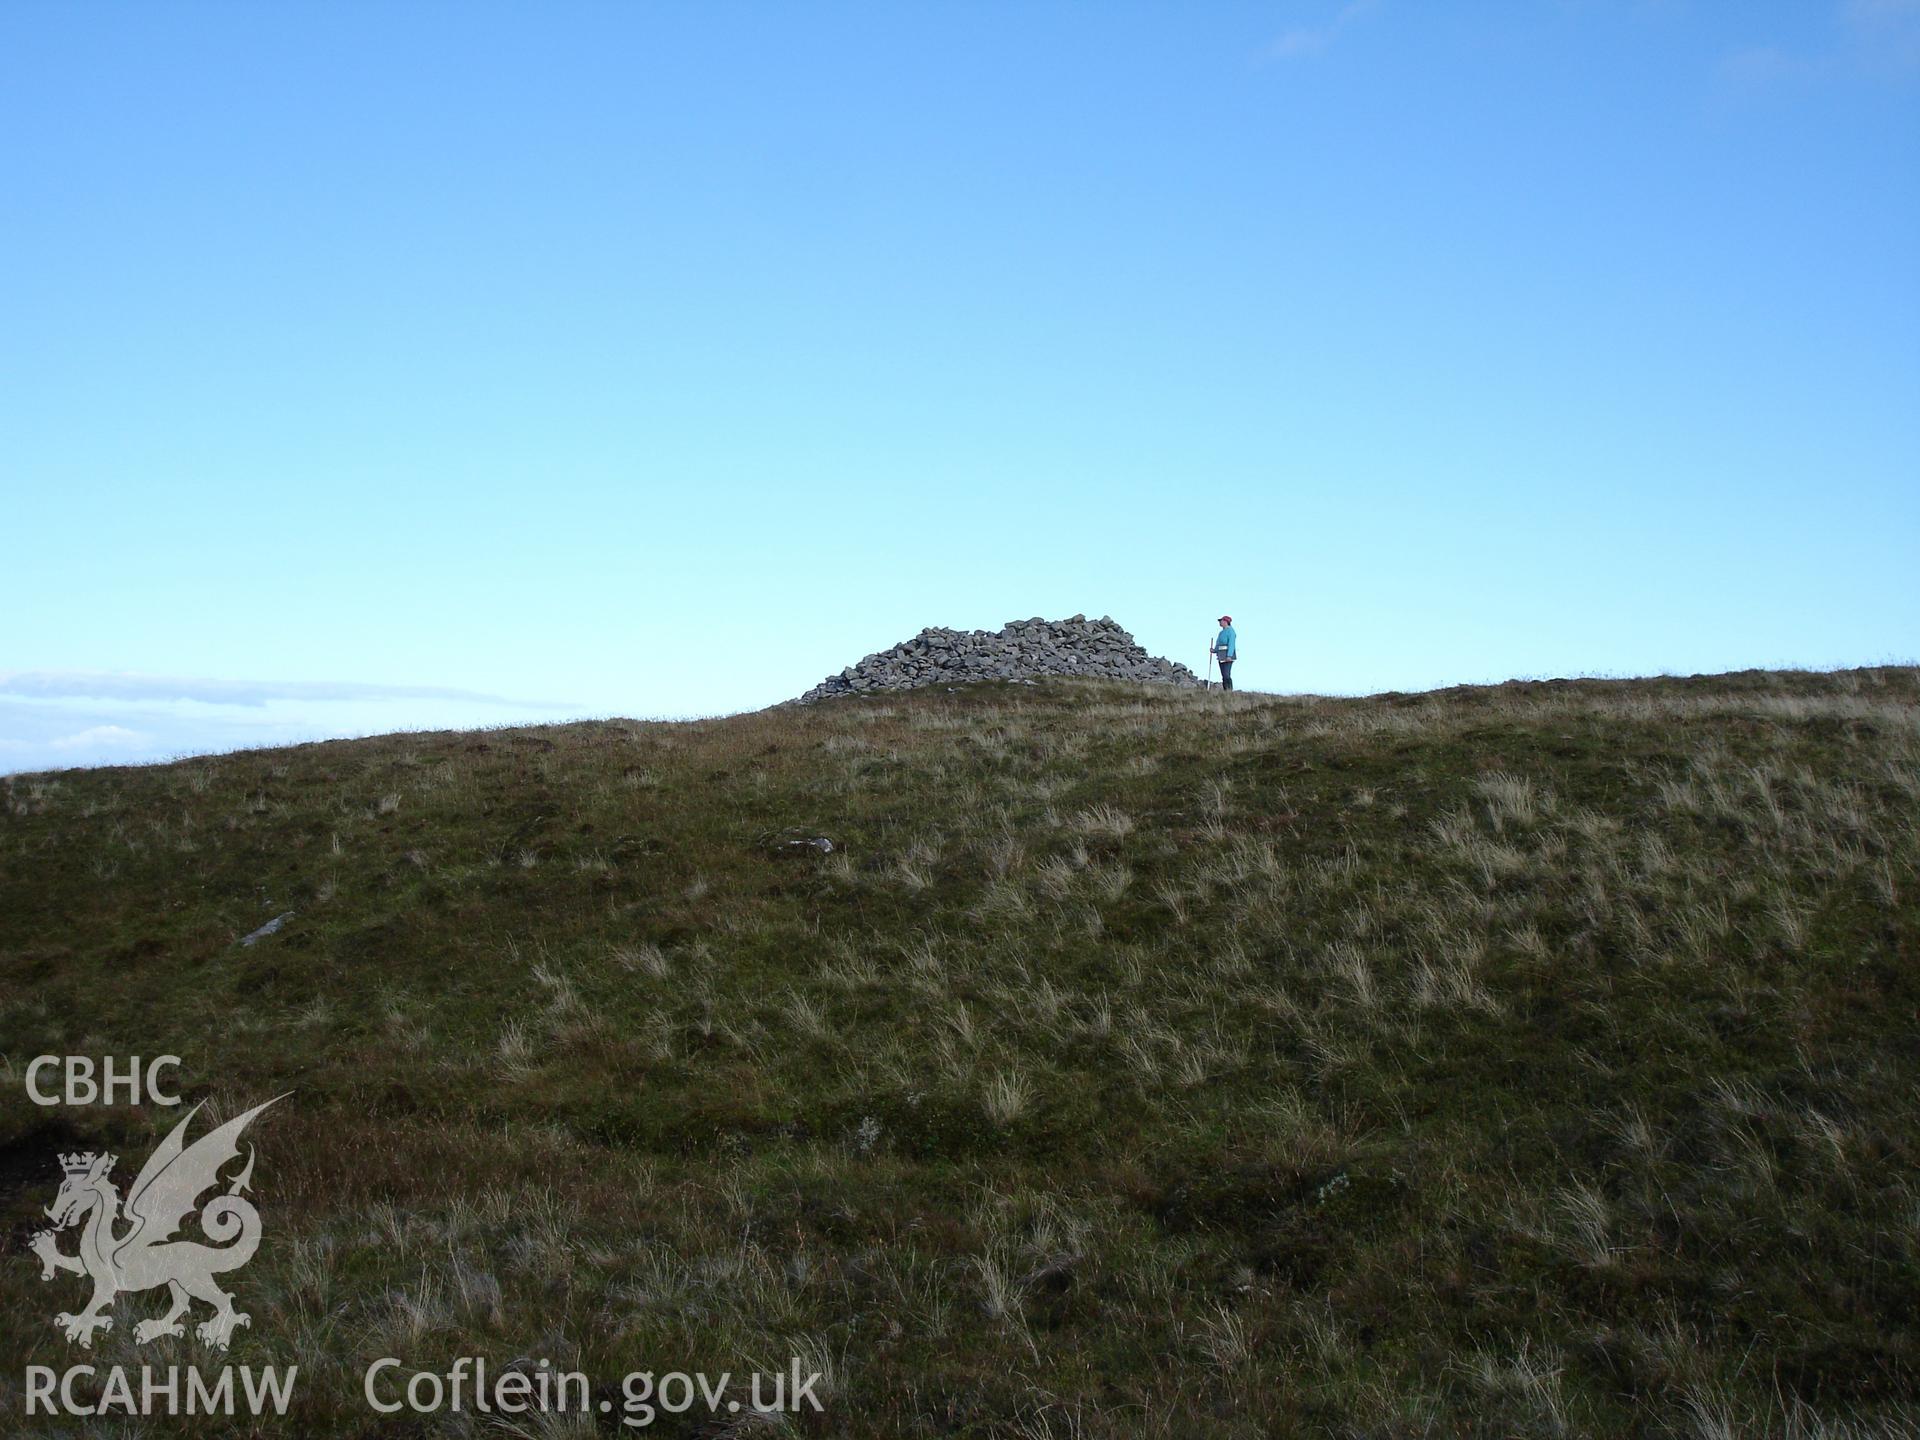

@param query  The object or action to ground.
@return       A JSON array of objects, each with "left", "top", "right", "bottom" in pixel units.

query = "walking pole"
[{"left": 1206, "top": 640, "right": 1215, "bottom": 691}]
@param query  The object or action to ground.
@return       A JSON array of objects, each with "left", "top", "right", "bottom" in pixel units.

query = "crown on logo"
[{"left": 59, "top": 1152, "right": 108, "bottom": 1175}]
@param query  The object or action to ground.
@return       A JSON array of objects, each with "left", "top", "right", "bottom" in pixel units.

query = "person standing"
[{"left": 1213, "top": 614, "right": 1237, "bottom": 690}]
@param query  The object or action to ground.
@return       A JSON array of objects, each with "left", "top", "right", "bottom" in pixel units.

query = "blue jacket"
[{"left": 1214, "top": 625, "right": 1237, "bottom": 661}]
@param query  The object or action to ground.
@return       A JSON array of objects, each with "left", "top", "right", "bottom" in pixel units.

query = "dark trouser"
[{"left": 1218, "top": 660, "right": 1233, "bottom": 691}]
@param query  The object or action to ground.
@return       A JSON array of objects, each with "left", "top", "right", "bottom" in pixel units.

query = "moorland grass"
[{"left": 1, "top": 668, "right": 1916, "bottom": 1436}]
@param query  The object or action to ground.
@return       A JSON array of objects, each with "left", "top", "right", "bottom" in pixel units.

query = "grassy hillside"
[{"left": 2, "top": 668, "right": 1917, "bottom": 1437}]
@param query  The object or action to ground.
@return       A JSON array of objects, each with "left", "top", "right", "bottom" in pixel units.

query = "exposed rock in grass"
[{"left": 237, "top": 911, "right": 294, "bottom": 946}]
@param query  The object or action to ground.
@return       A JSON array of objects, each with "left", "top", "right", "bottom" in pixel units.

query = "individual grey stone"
[{"left": 239, "top": 912, "right": 294, "bottom": 947}]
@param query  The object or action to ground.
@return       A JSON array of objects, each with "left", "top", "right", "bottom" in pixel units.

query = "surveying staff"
[{"left": 1213, "top": 615, "right": 1237, "bottom": 690}]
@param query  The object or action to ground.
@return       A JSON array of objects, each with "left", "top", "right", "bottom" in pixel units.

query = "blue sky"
[{"left": 4, "top": 1, "right": 1916, "bottom": 774}]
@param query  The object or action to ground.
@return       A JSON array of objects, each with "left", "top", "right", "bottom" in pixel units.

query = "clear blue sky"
[{"left": 5, "top": 1, "right": 1916, "bottom": 773}]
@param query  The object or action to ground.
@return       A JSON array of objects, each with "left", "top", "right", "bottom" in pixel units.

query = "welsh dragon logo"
[{"left": 29, "top": 1096, "right": 286, "bottom": 1350}]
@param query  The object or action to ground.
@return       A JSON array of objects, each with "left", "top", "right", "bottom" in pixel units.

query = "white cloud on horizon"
[
  {"left": 0, "top": 671, "right": 600, "bottom": 776},
  {"left": 47, "top": 724, "right": 148, "bottom": 751},
  {"left": 0, "top": 669, "right": 578, "bottom": 710}
]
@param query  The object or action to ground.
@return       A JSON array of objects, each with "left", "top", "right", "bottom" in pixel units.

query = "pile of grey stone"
[{"left": 795, "top": 614, "right": 1202, "bottom": 702}]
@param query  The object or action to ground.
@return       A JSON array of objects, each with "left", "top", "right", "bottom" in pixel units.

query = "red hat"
[{"left": 1217, "top": 614, "right": 1232, "bottom": 624}]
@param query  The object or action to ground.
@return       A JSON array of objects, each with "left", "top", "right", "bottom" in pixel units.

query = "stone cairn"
[{"left": 795, "top": 614, "right": 1203, "bottom": 703}]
